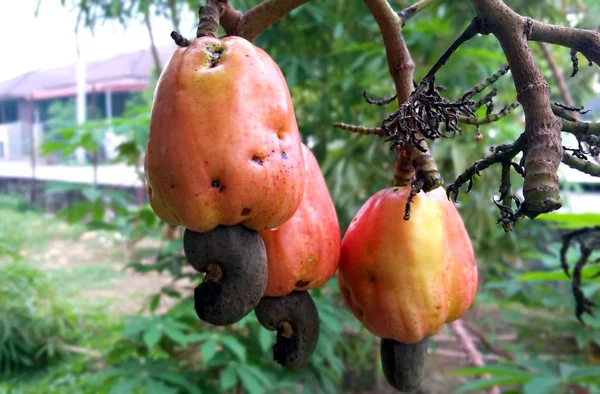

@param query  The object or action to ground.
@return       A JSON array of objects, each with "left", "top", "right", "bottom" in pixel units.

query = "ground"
[{"left": 0, "top": 200, "right": 491, "bottom": 394}]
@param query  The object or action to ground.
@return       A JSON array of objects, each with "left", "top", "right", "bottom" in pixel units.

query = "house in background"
[{"left": 0, "top": 46, "right": 173, "bottom": 163}]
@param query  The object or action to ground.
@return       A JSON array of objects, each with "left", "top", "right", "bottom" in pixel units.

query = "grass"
[{"left": 0, "top": 194, "right": 143, "bottom": 393}]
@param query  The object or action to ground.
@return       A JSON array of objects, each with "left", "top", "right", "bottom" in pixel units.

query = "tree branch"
[
  {"left": 538, "top": 42, "right": 577, "bottom": 115},
  {"left": 398, "top": 0, "right": 437, "bottom": 25},
  {"left": 362, "top": 0, "right": 414, "bottom": 101},
  {"left": 562, "top": 152, "right": 600, "bottom": 177},
  {"left": 561, "top": 118, "right": 600, "bottom": 140},
  {"left": 450, "top": 320, "right": 501, "bottom": 394},
  {"left": 529, "top": 21, "right": 600, "bottom": 67},
  {"left": 221, "top": 0, "right": 311, "bottom": 41},
  {"left": 471, "top": 0, "right": 563, "bottom": 218},
  {"left": 362, "top": 0, "right": 444, "bottom": 193},
  {"left": 462, "top": 320, "right": 515, "bottom": 361},
  {"left": 446, "top": 133, "right": 526, "bottom": 202},
  {"left": 459, "top": 102, "right": 519, "bottom": 125}
]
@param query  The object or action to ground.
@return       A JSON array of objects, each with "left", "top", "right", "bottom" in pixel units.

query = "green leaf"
[
  {"left": 143, "top": 378, "right": 178, "bottom": 394},
  {"left": 237, "top": 365, "right": 264, "bottom": 394},
  {"left": 221, "top": 336, "right": 246, "bottom": 362},
  {"left": 258, "top": 328, "right": 274, "bottom": 353},
  {"left": 109, "top": 377, "right": 139, "bottom": 394},
  {"left": 515, "top": 267, "right": 600, "bottom": 282},
  {"left": 156, "top": 371, "right": 203, "bottom": 394},
  {"left": 238, "top": 365, "right": 274, "bottom": 389},
  {"left": 448, "top": 366, "right": 532, "bottom": 378},
  {"left": 143, "top": 325, "right": 162, "bottom": 350},
  {"left": 567, "top": 365, "right": 600, "bottom": 381},
  {"left": 537, "top": 212, "right": 600, "bottom": 229},
  {"left": 148, "top": 294, "right": 161, "bottom": 312},
  {"left": 455, "top": 376, "right": 532, "bottom": 393},
  {"left": 523, "top": 377, "right": 561, "bottom": 394},
  {"left": 201, "top": 339, "right": 218, "bottom": 364},
  {"left": 219, "top": 365, "right": 238, "bottom": 390},
  {"left": 162, "top": 323, "right": 188, "bottom": 346}
]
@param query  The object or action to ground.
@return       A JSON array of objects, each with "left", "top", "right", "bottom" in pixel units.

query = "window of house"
[{"left": 0, "top": 100, "right": 18, "bottom": 124}]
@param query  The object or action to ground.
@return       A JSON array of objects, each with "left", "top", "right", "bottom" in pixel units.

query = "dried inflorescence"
[{"left": 374, "top": 79, "right": 476, "bottom": 152}]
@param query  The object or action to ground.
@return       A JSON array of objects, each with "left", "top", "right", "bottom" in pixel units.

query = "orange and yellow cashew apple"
[
  {"left": 259, "top": 144, "right": 341, "bottom": 297},
  {"left": 337, "top": 186, "right": 478, "bottom": 344},
  {"left": 145, "top": 36, "right": 305, "bottom": 233}
]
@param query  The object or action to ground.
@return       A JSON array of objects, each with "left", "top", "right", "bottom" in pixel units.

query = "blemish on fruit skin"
[
  {"left": 366, "top": 270, "right": 376, "bottom": 284},
  {"left": 211, "top": 179, "right": 225, "bottom": 192},
  {"left": 251, "top": 155, "right": 264, "bottom": 165},
  {"left": 241, "top": 207, "right": 251, "bottom": 216},
  {"left": 282, "top": 152, "right": 287, "bottom": 159},
  {"left": 296, "top": 279, "right": 311, "bottom": 288}
]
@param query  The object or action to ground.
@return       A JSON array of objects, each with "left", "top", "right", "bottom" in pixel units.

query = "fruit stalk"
[{"left": 197, "top": 0, "right": 223, "bottom": 38}]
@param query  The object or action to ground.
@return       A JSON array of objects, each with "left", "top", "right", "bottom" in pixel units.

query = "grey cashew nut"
[
  {"left": 255, "top": 291, "right": 319, "bottom": 367},
  {"left": 380, "top": 337, "right": 428, "bottom": 392},
  {"left": 183, "top": 225, "right": 268, "bottom": 326}
]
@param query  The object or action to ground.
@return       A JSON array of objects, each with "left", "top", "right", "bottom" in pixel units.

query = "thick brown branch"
[
  {"left": 530, "top": 21, "right": 600, "bottom": 67},
  {"left": 362, "top": 0, "right": 414, "bottom": 102},
  {"left": 220, "top": 2, "right": 243, "bottom": 34},
  {"left": 471, "top": 0, "right": 563, "bottom": 218},
  {"left": 222, "top": 0, "right": 310, "bottom": 41}
]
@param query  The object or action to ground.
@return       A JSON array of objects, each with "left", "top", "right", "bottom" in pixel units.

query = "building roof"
[{"left": 0, "top": 45, "right": 175, "bottom": 101}]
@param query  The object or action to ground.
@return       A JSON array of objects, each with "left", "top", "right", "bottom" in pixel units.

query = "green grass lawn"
[{"left": 0, "top": 194, "right": 169, "bottom": 393}]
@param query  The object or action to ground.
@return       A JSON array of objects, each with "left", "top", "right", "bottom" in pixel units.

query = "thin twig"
[
  {"left": 459, "top": 102, "right": 520, "bottom": 125},
  {"left": 462, "top": 320, "right": 515, "bottom": 361},
  {"left": 422, "top": 18, "right": 482, "bottom": 82},
  {"left": 331, "top": 123, "right": 384, "bottom": 136},
  {"left": 461, "top": 64, "right": 510, "bottom": 101},
  {"left": 446, "top": 133, "right": 526, "bottom": 202},
  {"left": 397, "top": 0, "right": 437, "bottom": 25},
  {"left": 538, "top": 42, "right": 577, "bottom": 118},
  {"left": 450, "top": 320, "right": 501, "bottom": 394}
]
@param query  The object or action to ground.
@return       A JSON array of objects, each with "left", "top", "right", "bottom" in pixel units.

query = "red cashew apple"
[
  {"left": 145, "top": 36, "right": 305, "bottom": 233},
  {"left": 338, "top": 186, "right": 478, "bottom": 344},
  {"left": 259, "top": 144, "right": 341, "bottom": 297}
]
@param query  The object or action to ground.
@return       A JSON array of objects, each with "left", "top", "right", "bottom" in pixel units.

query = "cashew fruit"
[
  {"left": 259, "top": 144, "right": 341, "bottom": 297},
  {"left": 145, "top": 36, "right": 305, "bottom": 233},
  {"left": 338, "top": 186, "right": 478, "bottom": 344}
]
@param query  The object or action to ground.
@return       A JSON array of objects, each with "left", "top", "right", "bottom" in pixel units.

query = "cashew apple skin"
[
  {"left": 145, "top": 36, "right": 305, "bottom": 233},
  {"left": 338, "top": 186, "right": 478, "bottom": 344},
  {"left": 259, "top": 144, "right": 341, "bottom": 297}
]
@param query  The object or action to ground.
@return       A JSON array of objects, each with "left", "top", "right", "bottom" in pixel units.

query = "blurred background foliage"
[{"left": 1, "top": 0, "right": 600, "bottom": 393}]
